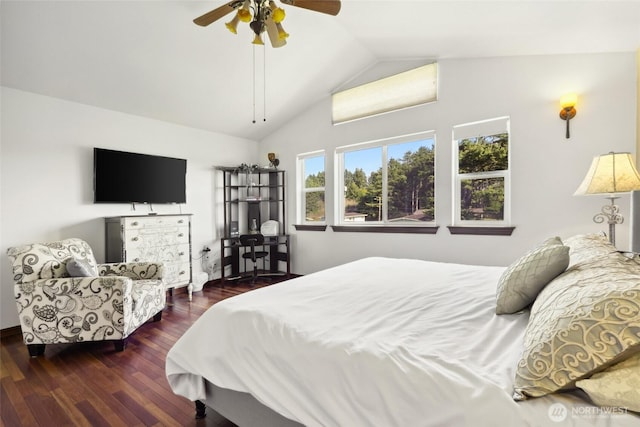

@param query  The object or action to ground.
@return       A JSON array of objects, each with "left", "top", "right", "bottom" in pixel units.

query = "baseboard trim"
[{"left": 0, "top": 325, "right": 22, "bottom": 339}]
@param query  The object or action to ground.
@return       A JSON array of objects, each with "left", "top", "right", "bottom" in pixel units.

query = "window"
[
  {"left": 336, "top": 132, "right": 435, "bottom": 226},
  {"left": 332, "top": 63, "right": 438, "bottom": 124},
  {"left": 297, "top": 151, "right": 326, "bottom": 224},
  {"left": 452, "top": 117, "right": 510, "bottom": 227}
]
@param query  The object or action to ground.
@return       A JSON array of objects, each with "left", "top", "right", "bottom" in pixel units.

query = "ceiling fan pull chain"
[
  {"left": 263, "top": 43, "right": 267, "bottom": 122},
  {"left": 252, "top": 44, "right": 257, "bottom": 124}
]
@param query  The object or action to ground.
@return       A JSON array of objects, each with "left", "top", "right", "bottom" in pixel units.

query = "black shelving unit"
[{"left": 216, "top": 166, "right": 290, "bottom": 283}]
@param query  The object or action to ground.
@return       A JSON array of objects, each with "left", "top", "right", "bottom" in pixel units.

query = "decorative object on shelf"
[
  {"left": 193, "top": 0, "right": 341, "bottom": 47},
  {"left": 236, "top": 163, "right": 260, "bottom": 199},
  {"left": 261, "top": 219, "right": 280, "bottom": 236},
  {"left": 268, "top": 152, "right": 280, "bottom": 169},
  {"left": 559, "top": 93, "right": 577, "bottom": 139},
  {"left": 574, "top": 152, "right": 640, "bottom": 246}
]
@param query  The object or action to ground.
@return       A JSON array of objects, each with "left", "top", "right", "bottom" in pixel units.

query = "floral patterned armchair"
[{"left": 7, "top": 238, "right": 166, "bottom": 356}]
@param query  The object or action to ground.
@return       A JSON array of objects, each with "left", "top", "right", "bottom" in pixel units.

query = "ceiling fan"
[{"left": 193, "top": 0, "right": 341, "bottom": 48}]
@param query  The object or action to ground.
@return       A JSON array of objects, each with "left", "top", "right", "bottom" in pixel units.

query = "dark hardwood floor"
[{"left": 1, "top": 280, "right": 273, "bottom": 427}]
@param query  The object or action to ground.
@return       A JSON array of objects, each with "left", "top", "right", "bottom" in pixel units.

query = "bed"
[{"left": 166, "top": 234, "right": 640, "bottom": 426}]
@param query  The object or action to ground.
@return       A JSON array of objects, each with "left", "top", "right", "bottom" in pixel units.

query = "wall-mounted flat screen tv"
[{"left": 94, "top": 148, "right": 187, "bottom": 204}]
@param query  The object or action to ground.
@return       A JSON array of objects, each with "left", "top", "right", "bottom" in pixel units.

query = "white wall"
[
  {"left": 0, "top": 87, "right": 258, "bottom": 329},
  {"left": 259, "top": 52, "right": 638, "bottom": 274}
]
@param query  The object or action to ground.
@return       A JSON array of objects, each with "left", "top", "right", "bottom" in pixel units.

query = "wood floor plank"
[
  {"left": 50, "top": 387, "right": 92, "bottom": 427},
  {"left": 0, "top": 280, "right": 275, "bottom": 426},
  {"left": 24, "top": 393, "right": 74, "bottom": 426},
  {"left": 1, "top": 377, "right": 37, "bottom": 427}
]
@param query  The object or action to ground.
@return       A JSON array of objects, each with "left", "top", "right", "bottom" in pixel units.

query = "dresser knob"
[
  {"left": 132, "top": 237, "right": 138, "bottom": 241},
  {"left": 132, "top": 221, "right": 138, "bottom": 226},
  {"left": 179, "top": 252, "right": 185, "bottom": 256},
  {"left": 178, "top": 233, "right": 184, "bottom": 237},
  {"left": 178, "top": 220, "right": 184, "bottom": 224},
  {"left": 179, "top": 271, "right": 185, "bottom": 275},
  {"left": 134, "top": 258, "right": 140, "bottom": 262}
]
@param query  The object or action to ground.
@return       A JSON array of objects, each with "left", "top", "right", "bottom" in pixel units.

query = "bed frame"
[{"left": 195, "top": 381, "right": 303, "bottom": 427}]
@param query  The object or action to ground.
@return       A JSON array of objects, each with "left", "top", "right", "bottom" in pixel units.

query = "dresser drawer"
[
  {"left": 127, "top": 243, "right": 190, "bottom": 264},
  {"left": 164, "top": 261, "right": 192, "bottom": 286},
  {"left": 124, "top": 226, "right": 189, "bottom": 249},
  {"left": 124, "top": 216, "right": 189, "bottom": 230}
]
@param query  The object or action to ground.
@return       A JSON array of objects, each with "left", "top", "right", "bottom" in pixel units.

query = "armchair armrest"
[{"left": 99, "top": 262, "right": 164, "bottom": 281}]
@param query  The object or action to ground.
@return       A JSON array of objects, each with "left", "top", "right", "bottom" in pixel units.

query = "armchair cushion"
[{"left": 67, "top": 258, "right": 99, "bottom": 277}]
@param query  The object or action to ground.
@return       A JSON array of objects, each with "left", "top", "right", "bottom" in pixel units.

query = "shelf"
[
  {"left": 217, "top": 167, "right": 289, "bottom": 284},
  {"left": 224, "top": 198, "right": 284, "bottom": 203},
  {"left": 227, "top": 184, "right": 284, "bottom": 189}
]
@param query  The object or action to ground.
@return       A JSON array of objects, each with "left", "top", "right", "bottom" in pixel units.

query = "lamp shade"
[{"left": 574, "top": 152, "right": 640, "bottom": 195}]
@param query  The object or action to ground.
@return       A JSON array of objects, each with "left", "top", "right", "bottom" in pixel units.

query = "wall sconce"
[{"left": 559, "top": 93, "right": 577, "bottom": 139}]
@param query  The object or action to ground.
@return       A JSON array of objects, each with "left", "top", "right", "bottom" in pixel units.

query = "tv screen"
[{"left": 94, "top": 148, "right": 187, "bottom": 204}]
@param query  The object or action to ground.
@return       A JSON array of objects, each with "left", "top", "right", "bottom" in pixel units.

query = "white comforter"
[{"left": 166, "top": 257, "right": 639, "bottom": 427}]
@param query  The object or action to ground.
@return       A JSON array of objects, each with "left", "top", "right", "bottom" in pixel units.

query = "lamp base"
[{"left": 593, "top": 196, "right": 623, "bottom": 246}]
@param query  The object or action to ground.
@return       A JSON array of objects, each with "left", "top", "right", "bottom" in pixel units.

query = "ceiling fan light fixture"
[
  {"left": 193, "top": 0, "right": 340, "bottom": 47},
  {"left": 225, "top": 13, "right": 240, "bottom": 34},
  {"left": 252, "top": 33, "right": 265, "bottom": 45},
  {"left": 276, "top": 23, "right": 289, "bottom": 39},
  {"left": 237, "top": 7, "right": 252, "bottom": 23},
  {"left": 272, "top": 6, "right": 286, "bottom": 23},
  {"left": 249, "top": 19, "right": 264, "bottom": 35}
]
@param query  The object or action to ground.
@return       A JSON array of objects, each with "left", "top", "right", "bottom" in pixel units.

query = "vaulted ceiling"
[{"left": 2, "top": 1, "right": 639, "bottom": 141}]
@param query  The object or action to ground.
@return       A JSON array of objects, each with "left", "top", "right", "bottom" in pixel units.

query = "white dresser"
[{"left": 105, "top": 214, "right": 193, "bottom": 299}]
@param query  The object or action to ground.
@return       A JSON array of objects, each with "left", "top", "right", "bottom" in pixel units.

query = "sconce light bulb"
[{"left": 560, "top": 93, "right": 577, "bottom": 110}]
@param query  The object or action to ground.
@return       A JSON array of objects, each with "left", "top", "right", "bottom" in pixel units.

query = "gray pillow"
[
  {"left": 66, "top": 258, "right": 99, "bottom": 277},
  {"left": 495, "top": 237, "right": 569, "bottom": 314}
]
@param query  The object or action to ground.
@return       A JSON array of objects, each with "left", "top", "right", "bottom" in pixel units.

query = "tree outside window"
[
  {"left": 453, "top": 117, "right": 510, "bottom": 225},
  {"left": 338, "top": 133, "right": 435, "bottom": 224},
  {"left": 298, "top": 153, "right": 325, "bottom": 223}
]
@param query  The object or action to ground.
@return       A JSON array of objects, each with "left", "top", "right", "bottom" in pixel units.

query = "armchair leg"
[
  {"left": 153, "top": 311, "right": 162, "bottom": 322},
  {"left": 195, "top": 400, "right": 206, "bottom": 419},
  {"left": 114, "top": 339, "right": 128, "bottom": 352},
  {"left": 27, "top": 344, "right": 45, "bottom": 357}
]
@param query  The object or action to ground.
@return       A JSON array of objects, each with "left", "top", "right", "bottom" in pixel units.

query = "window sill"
[
  {"left": 331, "top": 225, "right": 439, "bottom": 234},
  {"left": 447, "top": 226, "right": 515, "bottom": 236},
  {"left": 293, "top": 224, "right": 327, "bottom": 231}
]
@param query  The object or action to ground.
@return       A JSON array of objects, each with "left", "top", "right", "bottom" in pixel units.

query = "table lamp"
[{"left": 574, "top": 152, "right": 640, "bottom": 246}]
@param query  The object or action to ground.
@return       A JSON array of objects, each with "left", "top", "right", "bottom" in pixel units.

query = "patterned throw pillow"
[
  {"left": 495, "top": 237, "right": 569, "bottom": 314},
  {"left": 576, "top": 352, "right": 640, "bottom": 412},
  {"left": 66, "top": 258, "right": 99, "bottom": 277},
  {"left": 513, "top": 236, "right": 640, "bottom": 400},
  {"left": 563, "top": 233, "right": 617, "bottom": 267}
]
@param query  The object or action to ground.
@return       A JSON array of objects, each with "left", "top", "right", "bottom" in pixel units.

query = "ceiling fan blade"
[
  {"left": 266, "top": 17, "right": 287, "bottom": 48},
  {"left": 193, "top": 1, "right": 242, "bottom": 27},
  {"left": 280, "top": 0, "right": 341, "bottom": 16}
]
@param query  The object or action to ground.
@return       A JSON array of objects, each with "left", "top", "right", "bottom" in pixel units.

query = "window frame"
[
  {"left": 296, "top": 150, "right": 327, "bottom": 226},
  {"left": 452, "top": 117, "right": 511, "bottom": 228},
  {"left": 334, "top": 130, "right": 437, "bottom": 228}
]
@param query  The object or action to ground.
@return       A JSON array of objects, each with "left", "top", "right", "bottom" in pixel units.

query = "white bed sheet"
[{"left": 166, "top": 257, "right": 639, "bottom": 427}]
